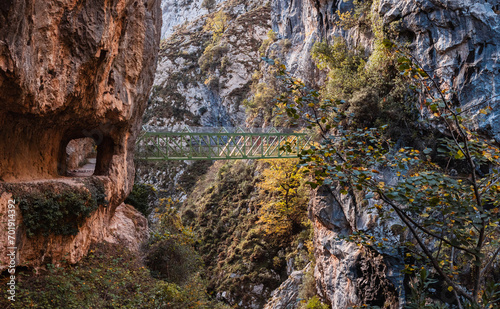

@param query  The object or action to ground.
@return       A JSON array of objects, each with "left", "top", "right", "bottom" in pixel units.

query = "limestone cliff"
[
  {"left": 138, "top": 0, "right": 272, "bottom": 198},
  {"left": 0, "top": 0, "right": 161, "bottom": 268},
  {"left": 269, "top": 0, "right": 500, "bottom": 308}
]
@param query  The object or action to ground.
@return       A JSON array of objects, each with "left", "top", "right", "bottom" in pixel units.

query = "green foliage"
[
  {"left": 244, "top": 62, "right": 286, "bottom": 125},
  {"left": 16, "top": 181, "right": 107, "bottom": 237},
  {"left": 336, "top": 0, "right": 373, "bottom": 30},
  {"left": 257, "top": 159, "right": 310, "bottom": 237},
  {"left": 198, "top": 43, "right": 229, "bottom": 72},
  {"left": 201, "top": 0, "right": 216, "bottom": 11},
  {"left": 203, "top": 11, "right": 228, "bottom": 43},
  {"left": 273, "top": 40, "right": 500, "bottom": 308},
  {"left": 303, "top": 296, "right": 330, "bottom": 309},
  {"left": 125, "top": 183, "right": 156, "bottom": 217},
  {"left": 0, "top": 242, "right": 228, "bottom": 309},
  {"left": 297, "top": 265, "right": 325, "bottom": 309},
  {"left": 259, "top": 30, "right": 278, "bottom": 57},
  {"left": 279, "top": 38, "right": 292, "bottom": 51},
  {"left": 244, "top": 80, "right": 279, "bottom": 122},
  {"left": 198, "top": 10, "right": 230, "bottom": 87},
  {"left": 310, "top": 37, "right": 417, "bottom": 133},
  {"left": 407, "top": 267, "right": 447, "bottom": 309},
  {"left": 153, "top": 278, "right": 230, "bottom": 309},
  {"left": 146, "top": 198, "right": 201, "bottom": 285}
]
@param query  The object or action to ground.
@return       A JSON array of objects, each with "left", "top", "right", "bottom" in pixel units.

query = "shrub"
[
  {"left": 198, "top": 43, "right": 229, "bottom": 72},
  {"left": 16, "top": 181, "right": 107, "bottom": 237},
  {"left": 145, "top": 237, "right": 201, "bottom": 284},
  {"left": 181, "top": 160, "right": 314, "bottom": 307},
  {"left": 201, "top": 0, "right": 216, "bottom": 11},
  {"left": 304, "top": 296, "right": 330, "bottom": 309},
  {"left": 203, "top": 11, "right": 228, "bottom": 43},
  {"left": 124, "top": 183, "right": 156, "bottom": 217},
  {"left": 310, "top": 37, "right": 417, "bottom": 137},
  {"left": 0, "top": 242, "right": 229, "bottom": 309},
  {"left": 280, "top": 38, "right": 292, "bottom": 51},
  {"left": 259, "top": 30, "right": 278, "bottom": 57}
]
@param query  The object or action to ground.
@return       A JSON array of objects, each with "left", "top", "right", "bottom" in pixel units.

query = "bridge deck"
[{"left": 135, "top": 130, "right": 310, "bottom": 161}]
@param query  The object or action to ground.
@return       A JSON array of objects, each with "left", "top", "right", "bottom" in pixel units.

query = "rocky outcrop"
[
  {"left": 146, "top": 0, "right": 271, "bottom": 131},
  {"left": 268, "top": 1, "right": 500, "bottom": 307},
  {"left": 310, "top": 186, "right": 402, "bottom": 309},
  {"left": 272, "top": 0, "right": 500, "bottom": 141},
  {"left": 66, "top": 138, "right": 96, "bottom": 170},
  {"left": 0, "top": 0, "right": 161, "bottom": 267},
  {"left": 264, "top": 264, "right": 310, "bottom": 309},
  {"left": 105, "top": 203, "right": 149, "bottom": 253},
  {"left": 139, "top": 0, "right": 272, "bottom": 198},
  {"left": 377, "top": 0, "right": 500, "bottom": 141},
  {"left": 0, "top": 190, "right": 148, "bottom": 269}
]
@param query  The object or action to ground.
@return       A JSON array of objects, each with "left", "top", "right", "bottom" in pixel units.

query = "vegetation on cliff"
[
  {"left": 271, "top": 36, "right": 500, "bottom": 307},
  {"left": 5, "top": 180, "right": 107, "bottom": 237},
  {"left": 180, "top": 159, "right": 314, "bottom": 307}
]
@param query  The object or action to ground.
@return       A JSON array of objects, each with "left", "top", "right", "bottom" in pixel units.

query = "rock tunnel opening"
[
  {"left": 61, "top": 133, "right": 117, "bottom": 178},
  {"left": 64, "top": 137, "right": 97, "bottom": 177}
]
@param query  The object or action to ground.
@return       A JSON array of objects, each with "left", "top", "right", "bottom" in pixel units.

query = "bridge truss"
[{"left": 135, "top": 127, "right": 311, "bottom": 161}]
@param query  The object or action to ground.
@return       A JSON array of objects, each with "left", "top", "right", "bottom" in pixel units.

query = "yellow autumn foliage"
[{"left": 257, "top": 159, "right": 310, "bottom": 237}]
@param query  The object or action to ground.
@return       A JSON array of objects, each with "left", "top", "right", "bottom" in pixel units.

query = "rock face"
[
  {"left": 310, "top": 186, "right": 402, "bottom": 308},
  {"left": 147, "top": 0, "right": 270, "bottom": 131},
  {"left": 0, "top": 0, "right": 161, "bottom": 267},
  {"left": 0, "top": 191, "right": 148, "bottom": 269},
  {"left": 144, "top": 0, "right": 500, "bottom": 308},
  {"left": 66, "top": 138, "right": 96, "bottom": 170},
  {"left": 268, "top": 0, "right": 500, "bottom": 307},
  {"left": 139, "top": 0, "right": 272, "bottom": 199},
  {"left": 105, "top": 203, "right": 149, "bottom": 253},
  {"left": 377, "top": 0, "right": 500, "bottom": 140},
  {"left": 263, "top": 264, "right": 310, "bottom": 309},
  {"left": 272, "top": 0, "right": 500, "bottom": 140},
  {"left": 161, "top": 0, "right": 227, "bottom": 39}
]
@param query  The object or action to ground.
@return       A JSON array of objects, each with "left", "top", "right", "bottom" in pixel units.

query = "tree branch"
[
  {"left": 378, "top": 192, "right": 474, "bottom": 302},
  {"left": 479, "top": 245, "right": 500, "bottom": 279}
]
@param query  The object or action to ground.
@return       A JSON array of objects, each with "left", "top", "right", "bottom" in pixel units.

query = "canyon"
[{"left": 0, "top": 0, "right": 499, "bottom": 308}]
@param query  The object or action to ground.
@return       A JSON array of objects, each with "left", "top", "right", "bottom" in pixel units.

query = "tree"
[
  {"left": 257, "top": 158, "right": 310, "bottom": 237},
  {"left": 267, "top": 38, "right": 500, "bottom": 308}
]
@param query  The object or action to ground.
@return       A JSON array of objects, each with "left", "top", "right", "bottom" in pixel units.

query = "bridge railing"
[{"left": 135, "top": 130, "right": 312, "bottom": 161}]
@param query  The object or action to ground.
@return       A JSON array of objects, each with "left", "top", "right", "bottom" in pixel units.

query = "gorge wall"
[
  {"left": 144, "top": 0, "right": 500, "bottom": 308},
  {"left": 0, "top": 0, "right": 161, "bottom": 268},
  {"left": 271, "top": 0, "right": 500, "bottom": 308}
]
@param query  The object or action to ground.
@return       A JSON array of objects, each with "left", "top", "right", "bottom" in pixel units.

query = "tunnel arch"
[{"left": 58, "top": 132, "right": 115, "bottom": 178}]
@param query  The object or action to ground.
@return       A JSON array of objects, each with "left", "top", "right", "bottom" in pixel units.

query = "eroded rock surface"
[
  {"left": 311, "top": 186, "right": 401, "bottom": 309},
  {"left": 378, "top": 0, "right": 500, "bottom": 140},
  {"left": 272, "top": 0, "right": 500, "bottom": 140},
  {"left": 269, "top": 1, "right": 500, "bottom": 307},
  {"left": 105, "top": 203, "right": 149, "bottom": 253},
  {"left": 0, "top": 0, "right": 161, "bottom": 267},
  {"left": 264, "top": 264, "right": 310, "bottom": 309},
  {"left": 140, "top": 0, "right": 272, "bottom": 199},
  {"left": 161, "top": 0, "right": 228, "bottom": 39}
]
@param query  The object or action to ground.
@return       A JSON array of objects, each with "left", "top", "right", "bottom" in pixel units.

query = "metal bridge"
[{"left": 135, "top": 127, "right": 311, "bottom": 161}]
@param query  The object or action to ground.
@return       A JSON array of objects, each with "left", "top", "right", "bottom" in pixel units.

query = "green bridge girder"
[{"left": 135, "top": 128, "right": 311, "bottom": 161}]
